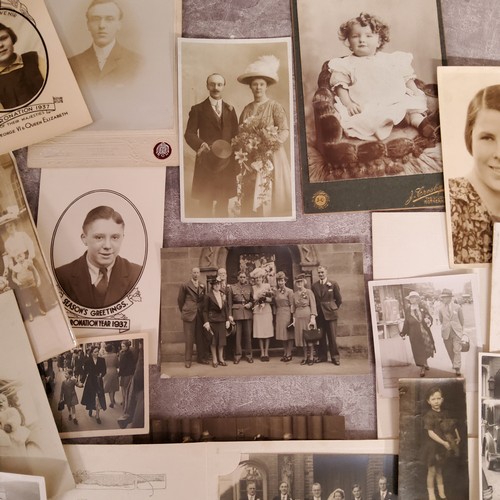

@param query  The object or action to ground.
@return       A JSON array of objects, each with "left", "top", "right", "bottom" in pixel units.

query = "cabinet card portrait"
[
  {"left": 0, "top": 153, "right": 76, "bottom": 362},
  {"left": 161, "top": 243, "right": 370, "bottom": 377},
  {"left": 0, "top": 0, "right": 91, "bottom": 155},
  {"left": 399, "top": 378, "right": 469, "bottom": 500},
  {"left": 438, "top": 66, "right": 500, "bottom": 267},
  {"left": 368, "top": 274, "right": 482, "bottom": 398},
  {"left": 36, "top": 167, "right": 165, "bottom": 362},
  {"left": 42, "top": 333, "right": 148, "bottom": 439},
  {"left": 0, "top": 291, "right": 74, "bottom": 499},
  {"left": 292, "top": 0, "right": 445, "bottom": 213},
  {"left": 28, "top": 0, "right": 181, "bottom": 168},
  {"left": 179, "top": 37, "right": 296, "bottom": 222}
]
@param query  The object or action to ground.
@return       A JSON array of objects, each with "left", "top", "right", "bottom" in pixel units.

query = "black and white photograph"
[
  {"left": 29, "top": 0, "right": 181, "bottom": 167},
  {"left": 43, "top": 333, "right": 148, "bottom": 439},
  {"left": 0, "top": 0, "right": 91, "bottom": 155},
  {"left": 439, "top": 66, "right": 500, "bottom": 267},
  {"left": 37, "top": 166, "right": 165, "bottom": 361},
  {"left": 0, "top": 153, "right": 75, "bottom": 362},
  {"left": 479, "top": 354, "right": 500, "bottom": 499},
  {"left": 292, "top": 0, "right": 445, "bottom": 213},
  {"left": 0, "top": 7, "right": 47, "bottom": 111},
  {"left": 399, "top": 378, "right": 469, "bottom": 500},
  {"left": 0, "top": 291, "right": 74, "bottom": 498},
  {"left": 489, "top": 223, "right": 500, "bottom": 353},
  {"left": 368, "top": 274, "right": 481, "bottom": 398},
  {"left": 179, "top": 37, "right": 295, "bottom": 222},
  {"left": 217, "top": 443, "right": 398, "bottom": 500},
  {"left": 161, "top": 243, "right": 370, "bottom": 377},
  {"left": 0, "top": 472, "right": 46, "bottom": 500}
]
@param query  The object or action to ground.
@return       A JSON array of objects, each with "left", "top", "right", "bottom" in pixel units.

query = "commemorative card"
[
  {"left": 28, "top": 0, "right": 181, "bottom": 168},
  {"left": 179, "top": 37, "right": 296, "bottom": 222},
  {"left": 399, "top": 378, "right": 469, "bottom": 500},
  {"left": 36, "top": 167, "right": 165, "bottom": 362},
  {"left": 368, "top": 274, "right": 482, "bottom": 398},
  {"left": 0, "top": 153, "right": 76, "bottom": 362},
  {"left": 42, "top": 333, "right": 148, "bottom": 439},
  {"left": 438, "top": 66, "right": 500, "bottom": 267},
  {"left": 0, "top": 0, "right": 91, "bottom": 155},
  {"left": 0, "top": 472, "right": 47, "bottom": 500},
  {"left": 160, "top": 243, "right": 370, "bottom": 378},
  {"left": 0, "top": 290, "right": 74, "bottom": 499},
  {"left": 292, "top": 0, "right": 445, "bottom": 213}
]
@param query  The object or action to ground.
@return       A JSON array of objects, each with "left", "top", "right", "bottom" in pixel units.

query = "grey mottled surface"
[{"left": 17, "top": 0, "right": 500, "bottom": 440}]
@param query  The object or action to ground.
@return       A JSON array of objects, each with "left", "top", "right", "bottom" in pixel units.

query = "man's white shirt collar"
[
  {"left": 93, "top": 39, "right": 116, "bottom": 70},
  {"left": 86, "top": 256, "right": 114, "bottom": 285}
]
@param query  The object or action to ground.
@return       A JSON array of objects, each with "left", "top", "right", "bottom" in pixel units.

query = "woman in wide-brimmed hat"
[
  {"left": 399, "top": 290, "right": 436, "bottom": 377},
  {"left": 273, "top": 271, "right": 295, "bottom": 362},
  {"left": 236, "top": 55, "right": 292, "bottom": 217}
]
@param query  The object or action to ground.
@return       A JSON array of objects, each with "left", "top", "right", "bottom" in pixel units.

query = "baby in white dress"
[{"left": 329, "top": 12, "right": 430, "bottom": 141}]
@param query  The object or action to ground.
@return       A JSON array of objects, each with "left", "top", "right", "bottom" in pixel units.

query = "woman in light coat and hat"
[
  {"left": 399, "top": 290, "right": 436, "bottom": 377},
  {"left": 273, "top": 271, "right": 295, "bottom": 362},
  {"left": 236, "top": 55, "right": 292, "bottom": 217}
]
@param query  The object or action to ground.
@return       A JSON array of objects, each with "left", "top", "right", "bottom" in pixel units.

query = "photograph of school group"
[
  {"left": 160, "top": 243, "right": 370, "bottom": 377},
  {"left": 39, "top": 336, "right": 146, "bottom": 437},
  {"left": 218, "top": 451, "right": 397, "bottom": 500}
]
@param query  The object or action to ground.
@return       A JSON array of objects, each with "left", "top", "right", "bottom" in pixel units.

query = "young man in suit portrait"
[
  {"left": 69, "top": 0, "right": 142, "bottom": 88},
  {"left": 371, "top": 476, "right": 397, "bottom": 500},
  {"left": 55, "top": 205, "right": 142, "bottom": 310},
  {"left": 184, "top": 73, "right": 239, "bottom": 218},
  {"left": 272, "top": 481, "right": 293, "bottom": 500},
  {"left": 241, "top": 481, "right": 260, "bottom": 500},
  {"left": 310, "top": 483, "right": 323, "bottom": 500},
  {"left": 177, "top": 267, "right": 209, "bottom": 368},
  {"left": 311, "top": 265, "right": 342, "bottom": 365}
]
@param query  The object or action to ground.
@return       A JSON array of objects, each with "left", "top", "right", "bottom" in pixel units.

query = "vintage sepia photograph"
[
  {"left": 0, "top": 472, "right": 46, "bottom": 500},
  {"left": 0, "top": 0, "right": 91, "bottom": 154},
  {"left": 399, "top": 378, "right": 469, "bottom": 500},
  {"left": 0, "top": 153, "right": 75, "bottom": 362},
  {"left": 29, "top": 0, "right": 181, "bottom": 167},
  {"left": 217, "top": 444, "right": 398, "bottom": 500},
  {"left": 0, "top": 291, "right": 74, "bottom": 498},
  {"left": 42, "top": 333, "right": 148, "bottom": 439},
  {"left": 292, "top": 0, "right": 445, "bottom": 213},
  {"left": 368, "top": 274, "right": 481, "bottom": 398},
  {"left": 439, "top": 66, "right": 500, "bottom": 267},
  {"left": 489, "top": 223, "right": 500, "bottom": 352},
  {"left": 160, "top": 243, "right": 370, "bottom": 377},
  {"left": 179, "top": 37, "right": 295, "bottom": 222}
]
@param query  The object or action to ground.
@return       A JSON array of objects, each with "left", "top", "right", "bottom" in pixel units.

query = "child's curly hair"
[{"left": 339, "top": 12, "right": 390, "bottom": 50}]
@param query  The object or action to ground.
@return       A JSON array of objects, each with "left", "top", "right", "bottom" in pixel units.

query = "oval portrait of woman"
[
  {"left": 51, "top": 190, "right": 147, "bottom": 310},
  {"left": 0, "top": 8, "right": 48, "bottom": 111}
]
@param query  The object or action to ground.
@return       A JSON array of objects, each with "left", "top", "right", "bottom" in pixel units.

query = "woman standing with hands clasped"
[
  {"left": 291, "top": 274, "right": 317, "bottom": 366},
  {"left": 273, "top": 271, "right": 295, "bottom": 362},
  {"left": 250, "top": 267, "right": 274, "bottom": 361}
]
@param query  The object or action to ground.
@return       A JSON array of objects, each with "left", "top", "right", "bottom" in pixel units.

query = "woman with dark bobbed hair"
[
  {"left": 0, "top": 22, "right": 45, "bottom": 109},
  {"left": 448, "top": 84, "right": 500, "bottom": 264}
]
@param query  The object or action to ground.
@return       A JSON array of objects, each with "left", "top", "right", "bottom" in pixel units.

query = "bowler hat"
[{"left": 440, "top": 288, "right": 453, "bottom": 297}]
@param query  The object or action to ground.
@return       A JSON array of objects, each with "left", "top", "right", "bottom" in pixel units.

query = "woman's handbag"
[
  {"left": 303, "top": 327, "right": 322, "bottom": 343},
  {"left": 57, "top": 400, "right": 65, "bottom": 411},
  {"left": 461, "top": 334, "right": 470, "bottom": 352}
]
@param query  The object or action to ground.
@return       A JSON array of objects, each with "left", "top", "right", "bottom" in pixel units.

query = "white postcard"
[
  {"left": 28, "top": 0, "right": 181, "bottom": 168},
  {"left": 0, "top": 290, "right": 74, "bottom": 499},
  {"left": 179, "top": 37, "right": 296, "bottom": 222},
  {"left": 0, "top": 472, "right": 47, "bottom": 500},
  {"left": 0, "top": 153, "right": 76, "bottom": 362},
  {"left": 37, "top": 167, "right": 165, "bottom": 362},
  {"left": 0, "top": 0, "right": 91, "bottom": 154}
]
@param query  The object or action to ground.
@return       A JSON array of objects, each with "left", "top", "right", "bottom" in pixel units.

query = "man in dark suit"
[
  {"left": 69, "top": 0, "right": 142, "bottom": 88},
  {"left": 241, "top": 481, "right": 260, "bottom": 500},
  {"left": 311, "top": 265, "right": 342, "bottom": 365},
  {"left": 310, "top": 482, "right": 323, "bottom": 500},
  {"left": 371, "top": 476, "right": 397, "bottom": 500},
  {"left": 55, "top": 206, "right": 141, "bottom": 309},
  {"left": 272, "top": 481, "right": 293, "bottom": 500},
  {"left": 352, "top": 483, "right": 363, "bottom": 500},
  {"left": 177, "top": 267, "right": 209, "bottom": 368},
  {"left": 184, "top": 73, "right": 239, "bottom": 217}
]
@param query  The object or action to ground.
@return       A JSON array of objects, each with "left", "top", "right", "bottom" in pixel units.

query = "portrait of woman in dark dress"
[
  {"left": 400, "top": 291, "right": 436, "bottom": 377},
  {"left": 0, "top": 23, "right": 46, "bottom": 110},
  {"left": 81, "top": 346, "right": 107, "bottom": 424}
]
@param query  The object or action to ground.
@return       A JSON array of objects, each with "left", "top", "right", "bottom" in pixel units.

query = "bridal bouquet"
[{"left": 232, "top": 116, "right": 281, "bottom": 209}]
